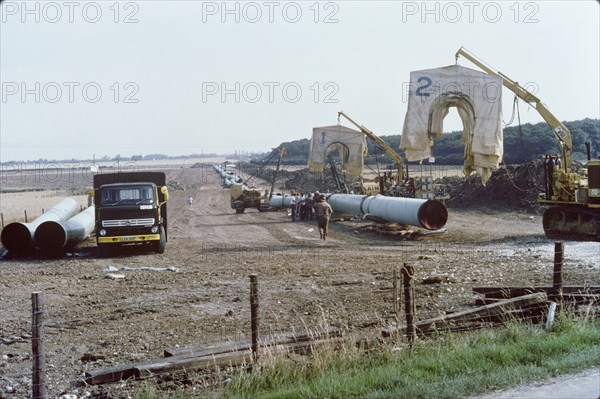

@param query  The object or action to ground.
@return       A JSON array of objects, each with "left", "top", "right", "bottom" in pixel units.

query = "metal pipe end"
[
  {"left": 1, "top": 222, "right": 34, "bottom": 254},
  {"left": 417, "top": 200, "right": 449, "bottom": 230},
  {"left": 34, "top": 221, "right": 68, "bottom": 251}
]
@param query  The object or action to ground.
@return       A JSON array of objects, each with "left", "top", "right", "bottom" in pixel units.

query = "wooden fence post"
[
  {"left": 1, "top": 212, "right": 4, "bottom": 229},
  {"left": 24, "top": 210, "right": 28, "bottom": 223},
  {"left": 250, "top": 274, "right": 259, "bottom": 363},
  {"left": 401, "top": 264, "right": 416, "bottom": 345},
  {"left": 393, "top": 269, "right": 400, "bottom": 329},
  {"left": 553, "top": 241, "right": 564, "bottom": 310},
  {"left": 32, "top": 292, "right": 47, "bottom": 399}
]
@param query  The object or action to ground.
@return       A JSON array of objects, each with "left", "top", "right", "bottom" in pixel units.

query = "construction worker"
[
  {"left": 290, "top": 192, "right": 298, "bottom": 222},
  {"left": 313, "top": 191, "right": 321, "bottom": 221},
  {"left": 315, "top": 196, "right": 333, "bottom": 240},
  {"left": 304, "top": 194, "right": 314, "bottom": 221}
]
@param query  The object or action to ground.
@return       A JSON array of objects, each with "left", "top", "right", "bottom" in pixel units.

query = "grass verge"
[{"left": 136, "top": 314, "right": 600, "bottom": 399}]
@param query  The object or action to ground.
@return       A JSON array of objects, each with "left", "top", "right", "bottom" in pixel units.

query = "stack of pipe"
[
  {"left": 1, "top": 198, "right": 80, "bottom": 254},
  {"left": 34, "top": 206, "right": 95, "bottom": 253}
]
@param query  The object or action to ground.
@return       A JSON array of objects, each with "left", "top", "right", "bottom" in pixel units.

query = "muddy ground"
[{"left": 1, "top": 165, "right": 598, "bottom": 398}]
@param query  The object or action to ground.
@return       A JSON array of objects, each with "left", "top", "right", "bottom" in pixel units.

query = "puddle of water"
[
  {"left": 497, "top": 249, "right": 515, "bottom": 257},
  {"left": 495, "top": 242, "right": 600, "bottom": 268}
]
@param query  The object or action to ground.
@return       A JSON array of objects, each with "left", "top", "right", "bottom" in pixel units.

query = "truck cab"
[{"left": 93, "top": 172, "right": 168, "bottom": 256}]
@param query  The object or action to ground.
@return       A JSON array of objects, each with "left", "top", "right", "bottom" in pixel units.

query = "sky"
[{"left": 0, "top": 0, "right": 599, "bottom": 162}]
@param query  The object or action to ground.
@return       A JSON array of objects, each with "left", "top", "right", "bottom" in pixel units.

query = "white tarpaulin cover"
[
  {"left": 400, "top": 65, "right": 503, "bottom": 184},
  {"left": 308, "top": 125, "right": 367, "bottom": 177}
]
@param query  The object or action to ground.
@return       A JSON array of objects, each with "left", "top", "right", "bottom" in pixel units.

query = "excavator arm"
[
  {"left": 456, "top": 47, "right": 600, "bottom": 242},
  {"left": 455, "top": 47, "right": 572, "bottom": 171},
  {"left": 337, "top": 111, "right": 406, "bottom": 183}
]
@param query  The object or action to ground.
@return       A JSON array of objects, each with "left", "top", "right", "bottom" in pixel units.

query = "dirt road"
[{"left": 1, "top": 166, "right": 598, "bottom": 397}]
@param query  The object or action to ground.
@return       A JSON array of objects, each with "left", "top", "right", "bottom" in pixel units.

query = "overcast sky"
[{"left": 1, "top": 0, "right": 598, "bottom": 162}]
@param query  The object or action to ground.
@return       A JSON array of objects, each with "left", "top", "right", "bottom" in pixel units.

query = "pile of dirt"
[
  {"left": 282, "top": 168, "right": 345, "bottom": 194},
  {"left": 167, "top": 180, "right": 186, "bottom": 191},
  {"left": 238, "top": 163, "right": 346, "bottom": 194},
  {"left": 442, "top": 160, "right": 546, "bottom": 212}
]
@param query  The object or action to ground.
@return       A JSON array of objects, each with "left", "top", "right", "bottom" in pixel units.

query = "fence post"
[
  {"left": 401, "top": 264, "right": 416, "bottom": 346},
  {"left": 553, "top": 241, "right": 564, "bottom": 310},
  {"left": 32, "top": 292, "right": 47, "bottom": 399},
  {"left": 24, "top": 210, "right": 28, "bottom": 223},
  {"left": 1, "top": 212, "right": 4, "bottom": 229},
  {"left": 250, "top": 274, "right": 259, "bottom": 363},
  {"left": 393, "top": 269, "right": 400, "bottom": 330}
]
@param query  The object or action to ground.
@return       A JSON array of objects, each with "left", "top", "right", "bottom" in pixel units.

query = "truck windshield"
[{"left": 101, "top": 185, "right": 155, "bottom": 206}]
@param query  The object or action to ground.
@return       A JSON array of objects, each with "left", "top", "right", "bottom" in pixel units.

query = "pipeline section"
[
  {"left": 270, "top": 195, "right": 294, "bottom": 208},
  {"left": 213, "top": 165, "right": 247, "bottom": 189},
  {"left": 328, "top": 194, "right": 448, "bottom": 230},
  {"left": 34, "top": 206, "right": 95, "bottom": 252},
  {"left": 269, "top": 193, "right": 329, "bottom": 209},
  {"left": 0, "top": 198, "right": 80, "bottom": 253}
]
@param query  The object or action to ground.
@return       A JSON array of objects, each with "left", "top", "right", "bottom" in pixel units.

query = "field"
[{"left": 0, "top": 162, "right": 598, "bottom": 397}]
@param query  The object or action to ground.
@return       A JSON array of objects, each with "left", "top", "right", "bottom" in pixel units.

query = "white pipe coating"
[{"left": 328, "top": 194, "right": 447, "bottom": 230}]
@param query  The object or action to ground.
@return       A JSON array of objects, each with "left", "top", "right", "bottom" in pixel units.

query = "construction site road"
[{"left": 1, "top": 165, "right": 598, "bottom": 397}]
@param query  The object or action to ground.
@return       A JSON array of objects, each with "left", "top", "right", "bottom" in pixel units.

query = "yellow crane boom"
[
  {"left": 455, "top": 47, "right": 572, "bottom": 171},
  {"left": 337, "top": 111, "right": 405, "bottom": 183}
]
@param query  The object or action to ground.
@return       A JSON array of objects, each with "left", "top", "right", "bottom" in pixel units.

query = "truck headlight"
[
  {"left": 151, "top": 226, "right": 159, "bottom": 233},
  {"left": 99, "top": 229, "right": 107, "bottom": 236}
]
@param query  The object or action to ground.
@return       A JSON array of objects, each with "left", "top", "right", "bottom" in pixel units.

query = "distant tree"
[{"left": 259, "top": 119, "right": 599, "bottom": 165}]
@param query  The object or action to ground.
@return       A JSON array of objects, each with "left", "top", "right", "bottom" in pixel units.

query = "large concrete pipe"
[
  {"left": 328, "top": 194, "right": 448, "bottom": 230},
  {"left": 0, "top": 198, "right": 80, "bottom": 253},
  {"left": 34, "top": 206, "right": 95, "bottom": 252}
]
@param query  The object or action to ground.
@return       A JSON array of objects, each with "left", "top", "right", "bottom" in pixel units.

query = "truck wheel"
[
  {"left": 235, "top": 201, "right": 245, "bottom": 214},
  {"left": 155, "top": 227, "right": 166, "bottom": 254}
]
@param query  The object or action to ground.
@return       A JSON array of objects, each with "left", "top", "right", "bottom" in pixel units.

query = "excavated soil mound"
[
  {"left": 243, "top": 160, "right": 558, "bottom": 213},
  {"left": 239, "top": 163, "right": 346, "bottom": 194},
  {"left": 442, "top": 160, "right": 546, "bottom": 212}
]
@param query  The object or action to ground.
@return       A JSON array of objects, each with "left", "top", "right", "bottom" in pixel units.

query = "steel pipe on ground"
[
  {"left": 0, "top": 198, "right": 80, "bottom": 253},
  {"left": 328, "top": 194, "right": 448, "bottom": 230},
  {"left": 34, "top": 206, "right": 95, "bottom": 252},
  {"left": 270, "top": 195, "right": 294, "bottom": 208}
]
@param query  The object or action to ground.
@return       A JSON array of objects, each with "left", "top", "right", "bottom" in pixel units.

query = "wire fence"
[{"left": 0, "top": 240, "right": 598, "bottom": 398}]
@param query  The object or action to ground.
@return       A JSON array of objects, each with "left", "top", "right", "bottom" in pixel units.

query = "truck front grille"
[{"left": 102, "top": 218, "right": 155, "bottom": 227}]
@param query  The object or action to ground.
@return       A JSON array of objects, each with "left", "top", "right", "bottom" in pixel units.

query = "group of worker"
[{"left": 290, "top": 191, "right": 333, "bottom": 240}]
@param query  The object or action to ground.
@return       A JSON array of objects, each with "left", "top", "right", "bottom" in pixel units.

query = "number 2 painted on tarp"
[{"left": 416, "top": 77, "right": 432, "bottom": 96}]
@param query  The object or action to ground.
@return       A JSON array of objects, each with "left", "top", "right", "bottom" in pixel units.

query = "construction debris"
[
  {"left": 81, "top": 328, "right": 342, "bottom": 386},
  {"left": 473, "top": 285, "right": 600, "bottom": 306},
  {"left": 383, "top": 292, "right": 548, "bottom": 337}
]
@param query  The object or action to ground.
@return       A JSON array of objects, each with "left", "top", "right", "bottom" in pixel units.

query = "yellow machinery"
[
  {"left": 230, "top": 184, "right": 270, "bottom": 214},
  {"left": 338, "top": 111, "right": 448, "bottom": 200},
  {"left": 338, "top": 111, "right": 405, "bottom": 192},
  {"left": 456, "top": 47, "right": 600, "bottom": 241}
]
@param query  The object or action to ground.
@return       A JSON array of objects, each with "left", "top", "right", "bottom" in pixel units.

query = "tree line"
[{"left": 259, "top": 118, "right": 599, "bottom": 166}]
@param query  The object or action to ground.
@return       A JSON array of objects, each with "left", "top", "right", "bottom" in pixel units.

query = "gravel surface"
[{"left": 1, "top": 165, "right": 598, "bottom": 398}]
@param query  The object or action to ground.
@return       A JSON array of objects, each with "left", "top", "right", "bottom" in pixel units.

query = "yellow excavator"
[{"left": 455, "top": 47, "right": 600, "bottom": 242}]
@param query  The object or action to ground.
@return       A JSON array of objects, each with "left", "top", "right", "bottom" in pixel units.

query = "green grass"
[{"left": 135, "top": 314, "right": 600, "bottom": 399}]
